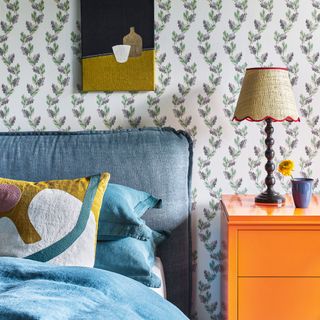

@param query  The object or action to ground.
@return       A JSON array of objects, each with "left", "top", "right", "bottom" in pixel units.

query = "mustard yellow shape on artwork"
[{"left": 82, "top": 49, "right": 155, "bottom": 92}]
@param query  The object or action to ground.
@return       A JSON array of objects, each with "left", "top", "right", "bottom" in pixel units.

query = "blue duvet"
[{"left": 0, "top": 257, "right": 188, "bottom": 320}]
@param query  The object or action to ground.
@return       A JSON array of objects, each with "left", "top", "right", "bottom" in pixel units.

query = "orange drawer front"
[
  {"left": 238, "top": 230, "right": 320, "bottom": 276},
  {"left": 238, "top": 278, "right": 320, "bottom": 320}
]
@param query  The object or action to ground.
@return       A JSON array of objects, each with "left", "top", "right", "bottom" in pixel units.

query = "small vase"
[
  {"left": 291, "top": 178, "right": 313, "bottom": 208},
  {"left": 123, "top": 27, "right": 143, "bottom": 57}
]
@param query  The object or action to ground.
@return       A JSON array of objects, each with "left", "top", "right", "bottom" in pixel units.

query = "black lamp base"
[
  {"left": 255, "top": 191, "right": 285, "bottom": 205},
  {"left": 255, "top": 119, "right": 286, "bottom": 206}
]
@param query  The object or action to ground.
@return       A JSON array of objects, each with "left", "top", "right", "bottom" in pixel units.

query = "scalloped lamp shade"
[
  {"left": 233, "top": 67, "right": 300, "bottom": 205},
  {"left": 233, "top": 67, "right": 300, "bottom": 122}
]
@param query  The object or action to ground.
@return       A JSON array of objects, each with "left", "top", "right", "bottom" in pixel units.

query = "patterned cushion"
[{"left": 0, "top": 173, "right": 110, "bottom": 267}]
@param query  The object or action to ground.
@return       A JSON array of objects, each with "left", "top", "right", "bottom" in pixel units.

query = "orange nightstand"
[{"left": 221, "top": 194, "right": 320, "bottom": 320}]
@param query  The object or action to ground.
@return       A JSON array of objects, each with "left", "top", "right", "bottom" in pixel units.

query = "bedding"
[
  {"left": 98, "top": 183, "right": 162, "bottom": 241},
  {"left": 0, "top": 173, "right": 110, "bottom": 267},
  {"left": 0, "top": 257, "right": 187, "bottom": 320},
  {"left": 95, "top": 226, "right": 167, "bottom": 287}
]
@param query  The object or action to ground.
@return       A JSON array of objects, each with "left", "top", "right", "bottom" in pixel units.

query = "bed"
[{"left": 0, "top": 128, "right": 192, "bottom": 319}]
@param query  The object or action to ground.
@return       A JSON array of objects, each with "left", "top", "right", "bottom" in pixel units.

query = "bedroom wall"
[{"left": 0, "top": 0, "right": 319, "bottom": 318}]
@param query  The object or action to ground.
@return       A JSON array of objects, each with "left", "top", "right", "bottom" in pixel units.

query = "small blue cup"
[{"left": 291, "top": 178, "right": 313, "bottom": 208}]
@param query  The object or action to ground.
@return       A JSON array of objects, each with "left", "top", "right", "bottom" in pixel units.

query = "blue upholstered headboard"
[{"left": 0, "top": 127, "right": 193, "bottom": 316}]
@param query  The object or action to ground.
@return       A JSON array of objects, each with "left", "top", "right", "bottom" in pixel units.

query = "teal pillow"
[
  {"left": 94, "top": 228, "right": 167, "bottom": 287},
  {"left": 98, "top": 183, "right": 162, "bottom": 241}
]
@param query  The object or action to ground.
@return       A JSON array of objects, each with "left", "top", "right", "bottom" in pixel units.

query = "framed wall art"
[{"left": 81, "top": 0, "right": 155, "bottom": 92}]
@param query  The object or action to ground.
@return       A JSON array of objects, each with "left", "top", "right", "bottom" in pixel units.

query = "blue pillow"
[
  {"left": 94, "top": 228, "right": 167, "bottom": 287},
  {"left": 98, "top": 183, "right": 162, "bottom": 241}
]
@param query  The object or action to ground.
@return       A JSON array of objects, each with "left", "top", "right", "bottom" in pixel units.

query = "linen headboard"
[{"left": 0, "top": 127, "right": 193, "bottom": 316}]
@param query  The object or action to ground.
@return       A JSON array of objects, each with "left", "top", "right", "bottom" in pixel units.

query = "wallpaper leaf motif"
[
  {"left": 274, "top": 0, "right": 300, "bottom": 192},
  {"left": 45, "top": 0, "right": 70, "bottom": 131},
  {"left": 196, "top": 1, "right": 224, "bottom": 319},
  {"left": 122, "top": 92, "right": 141, "bottom": 128},
  {"left": 222, "top": 0, "right": 248, "bottom": 194},
  {"left": 97, "top": 93, "right": 117, "bottom": 130},
  {"left": 248, "top": 0, "right": 273, "bottom": 67},
  {"left": 274, "top": 0, "right": 300, "bottom": 86},
  {"left": 299, "top": 0, "right": 320, "bottom": 189},
  {"left": 0, "top": 0, "right": 20, "bottom": 131},
  {"left": 70, "top": 21, "right": 95, "bottom": 131},
  {"left": 20, "top": 0, "right": 45, "bottom": 131},
  {"left": 172, "top": 0, "right": 198, "bottom": 142},
  {"left": 247, "top": 0, "right": 273, "bottom": 192},
  {"left": 147, "top": 0, "right": 172, "bottom": 127},
  {"left": 71, "top": 93, "right": 95, "bottom": 130}
]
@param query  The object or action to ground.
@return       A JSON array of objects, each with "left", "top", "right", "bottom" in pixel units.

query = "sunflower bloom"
[{"left": 278, "top": 160, "right": 295, "bottom": 177}]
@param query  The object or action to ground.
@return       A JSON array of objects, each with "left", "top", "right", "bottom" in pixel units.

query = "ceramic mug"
[
  {"left": 112, "top": 45, "right": 131, "bottom": 63},
  {"left": 291, "top": 178, "right": 313, "bottom": 208}
]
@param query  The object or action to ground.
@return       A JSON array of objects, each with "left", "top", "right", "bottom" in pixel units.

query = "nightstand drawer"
[
  {"left": 238, "top": 278, "right": 320, "bottom": 320},
  {"left": 238, "top": 230, "right": 320, "bottom": 276}
]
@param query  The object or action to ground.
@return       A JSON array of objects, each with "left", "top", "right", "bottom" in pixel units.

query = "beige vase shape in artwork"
[{"left": 123, "top": 27, "right": 143, "bottom": 57}]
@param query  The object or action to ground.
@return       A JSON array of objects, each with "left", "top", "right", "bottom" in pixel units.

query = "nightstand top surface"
[{"left": 221, "top": 194, "right": 320, "bottom": 224}]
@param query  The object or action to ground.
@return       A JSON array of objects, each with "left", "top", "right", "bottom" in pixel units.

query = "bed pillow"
[
  {"left": 94, "top": 227, "right": 167, "bottom": 287},
  {"left": 98, "top": 183, "right": 162, "bottom": 241},
  {"left": 0, "top": 173, "right": 110, "bottom": 267}
]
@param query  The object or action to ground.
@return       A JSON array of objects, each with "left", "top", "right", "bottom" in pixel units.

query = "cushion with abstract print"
[{"left": 0, "top": 173, "right": 110, "bottom": 267}]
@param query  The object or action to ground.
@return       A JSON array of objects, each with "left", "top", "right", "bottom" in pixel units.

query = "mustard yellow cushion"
[{"left": 0, "top": 173, "right": 110, "bottom": 267}]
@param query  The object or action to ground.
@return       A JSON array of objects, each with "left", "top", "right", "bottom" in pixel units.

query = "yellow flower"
[{"left": 278, "top": 160, "right": 295, "bottom": 177}]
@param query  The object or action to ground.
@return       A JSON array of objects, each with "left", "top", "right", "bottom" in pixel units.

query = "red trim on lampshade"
[
  {"left": 232, "top": 116, "right": 300, "bottom": 122},
  {"left": 246, "top": 67, "right": 288, "bottom": 71}
]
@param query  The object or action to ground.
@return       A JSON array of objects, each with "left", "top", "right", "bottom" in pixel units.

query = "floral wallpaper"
[{"left": 0, "top": 0, "right": 319, "bottom": 319}]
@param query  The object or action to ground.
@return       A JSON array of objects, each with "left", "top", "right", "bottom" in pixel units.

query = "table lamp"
[{"left": 233, "top": 67, "right": 300, "bottom": 204}]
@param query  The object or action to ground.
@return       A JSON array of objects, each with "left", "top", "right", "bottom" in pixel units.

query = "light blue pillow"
[
  {"left": 94, "top": 228, "right": 167, "bottom": 287},
  {"left": 98, "top": 183, "right": 162, "bottom": 241}
]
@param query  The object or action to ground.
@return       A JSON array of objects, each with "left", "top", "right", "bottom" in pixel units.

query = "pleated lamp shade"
[{"left": 233, "top": 67, "right": 300, "bottom": 122}]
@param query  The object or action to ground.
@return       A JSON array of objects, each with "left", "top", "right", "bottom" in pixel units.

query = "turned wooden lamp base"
[{"left": 255, "top": 118, "right": 285, "bottom": 205}]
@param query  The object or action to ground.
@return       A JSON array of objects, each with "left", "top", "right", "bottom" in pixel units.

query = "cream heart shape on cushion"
[
  {"left": 0, "top": 189, "right": 96, "bottom": 267},
  {"left": 0, "top": 184, "right": 21, "bottom": 212}
]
